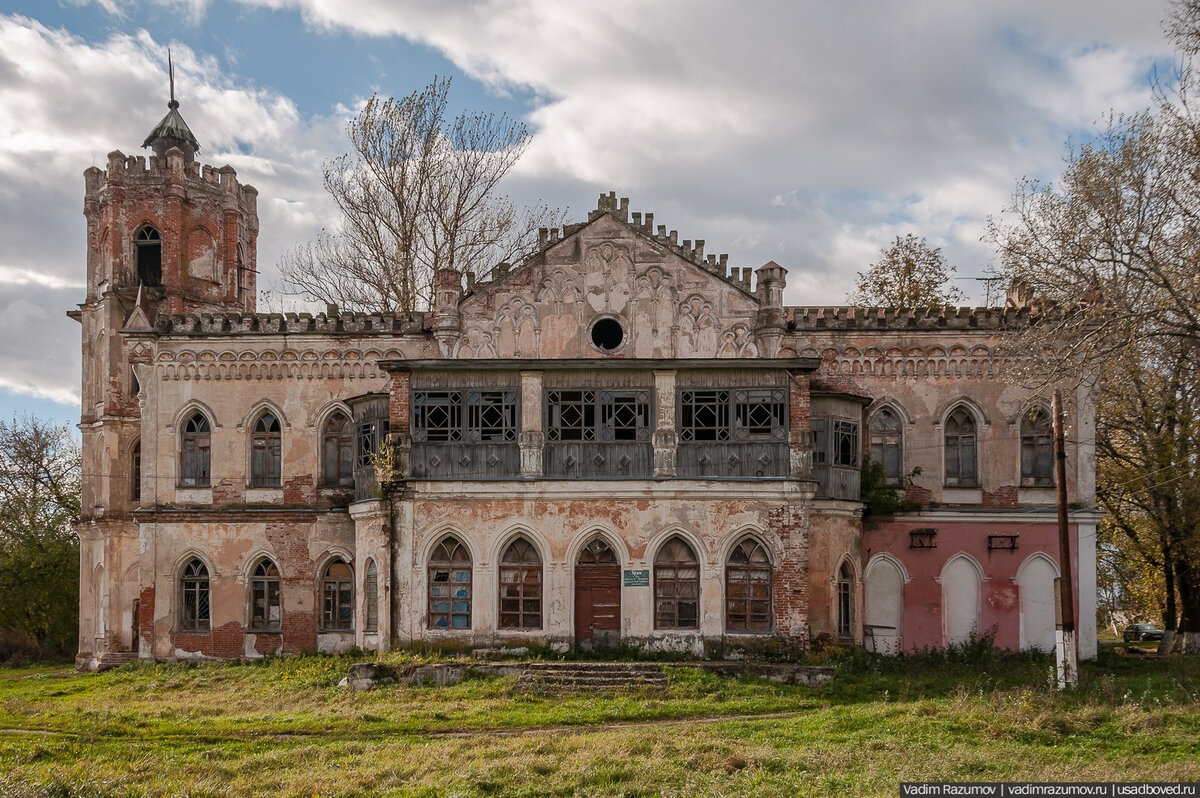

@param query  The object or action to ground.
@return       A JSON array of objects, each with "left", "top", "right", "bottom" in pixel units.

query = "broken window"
[
  {"left": 364, "top": 559, "right": 378, "bottom": 633},
  {"left": 679, "top": 390, "right": 730, "bottom": 442},
  {"left": 412, "top": 391, "right": 462, "bottom": 442},
  {"left": 726, "top": 538, "right": 772, "bottom": 632},
  {"left": 321, "top": 412, "right": 354, "bottom": 487},
  {"left": 733, "top": 390, "right": 786, "bottom": 441},
  {"left": 869, "top": 407, "right": 903, "bottom": 484},
  {"left": 249, "top": 558, "right": 281, "bottom": 631},
  {"left": 321, "top": 559, "right": 353, "bottom": 631},
  {"left": 250, "top": 411, "right": 281, "bottom": 487},
  {"left": 944, "top": 407, "right": 978, "bottom": 487},
  {"left": 135, "top": 225, "right": 162, "bottom": 287},
  {"left": 356, "top": 418, "right": 389, "bottom": 467},
  {"left": 833, "top": 419, "right": 860, "bottom": 468},
  {"left": 1021, "top": 408, "right": 1054, "bottom": 487},
  {"left": 429, "top": 537, "right": 472, "bottom": 630},
  {"left": 546, "top": 390, "right": 650, "bottom": 442},
  {"left": 499, "top": 538, "right": 542, "bottom": 629},
  {"left": 180, "top": 412, "right": 211, "bottom": 487},
  {"left": 654, "top": 537, "right": 700, "bottom": 630},
  {"left": 180, "top": 558, "right": 210, "bottom": 632},
  {"left": 837, "top": 561, "right": 855, "bottom": 639},
  {"left": 680, "top": 389, "right": 786, "bottom": 443},
  {"left": 468, "top": 391, "right": 517, "bottom": 442}
]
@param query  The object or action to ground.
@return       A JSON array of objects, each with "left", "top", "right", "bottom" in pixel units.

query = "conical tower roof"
[{"left": 142, "top": 52, "right": 200, "bottom": 161}]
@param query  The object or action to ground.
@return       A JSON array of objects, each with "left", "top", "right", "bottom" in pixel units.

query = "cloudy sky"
[{"left": 0, "top": 0, "right": 1176, "bottom": 427}]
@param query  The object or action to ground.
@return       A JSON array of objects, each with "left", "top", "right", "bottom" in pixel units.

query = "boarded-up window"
[
  {"left": 429, "top": 537, "right": 471, "bottom": 630},
  {"left": 499, "top": 538, "right": 542, "bottom": 629},
  {"left": 364, "top": 560, "right": 378, "bottom": 633},
  {"left": 726, "top": 538, "right": 772, "bottom": 632},
  {"left": 654, "top": 537, "right": 699, "bottom": 629},
  {"left": 180, "top": 559, "right": 210, "bottom": 632}
]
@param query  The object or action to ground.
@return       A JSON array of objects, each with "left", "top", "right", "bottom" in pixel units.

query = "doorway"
[{"left": 575, "top": 538, "right": 621, "bottom": 647}]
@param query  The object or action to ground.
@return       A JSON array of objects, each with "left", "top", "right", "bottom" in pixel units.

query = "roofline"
[{"left": 379, "top": 357, "right": 821, "bottom": 372}]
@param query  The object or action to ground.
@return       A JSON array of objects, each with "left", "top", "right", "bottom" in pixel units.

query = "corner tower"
[{"left": 72, "top": 66, "right": 259, "bottom": 669}]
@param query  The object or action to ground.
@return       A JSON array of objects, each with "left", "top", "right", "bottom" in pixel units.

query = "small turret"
[{"left": 142, "top": 52, "right": 199, "bottom": 162}]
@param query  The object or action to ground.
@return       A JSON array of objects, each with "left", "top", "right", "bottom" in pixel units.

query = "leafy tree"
[
  {"left": 279, "top": 77, "right": 564, "bottom": 313},
  {"left": 847, "top": 234, "right": 965, "bottom": 307},
  {"left": 990, "top": 2, "right": 1200, "bottom": 653},
  {"left": 0, "top": 416, "right": 80, "bottom": 660}
]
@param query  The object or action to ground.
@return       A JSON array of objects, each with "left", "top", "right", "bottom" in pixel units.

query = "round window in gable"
[{"left": 590, "top": 318, "right": 624, "bottom": 351}]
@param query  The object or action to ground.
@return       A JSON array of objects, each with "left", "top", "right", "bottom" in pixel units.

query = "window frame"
[
  {"left": 943, "top": 407, "right": 979, "bottom": 488},
  {"left": 250, "top": 411, "right": 282, "bottom": 488},
  {"left": 1020, "top": 408, "right": 1055, "bottom": 487},
  {"left": 832, "top": 418, "right": 860, "bottom": 468},
  {"left": 179, "top": 558, "right": 211, "bottom": 633},
  {"left": 131, "top": 440, "right": 141, "bottom": 501},
  {"left": 836, "top": 561, "right": 854, "bottom": 639},
  {"left": 320, "top": 558, "right": 354, "bottom": 632},
  {"left": 180, "top": 412, "right": 211, "bottom": 488},
  {"left": 249, "top": 558, "right": 281, "bottom": 632},
  {"left": 498, "top": 538, "right": 543, "bottom": 630},
  {"left": 428, "top": 537, "right": 472, "bottom": 631},
  {"left": 321, "top": 412, "right": 354, "bottom": 487},
  {"left": 678, "top": 388, "right": 787, "bottom": 444},
  {"left": 869, "top": 407, "right": 903, "bottom": 485},
  {"left": 545, "top": 389, "right": 651, "bottom": 443},
  {"left": 654, "top": 537, "right": 701, "bottom": 630},
  {"left": 411, "top": 389, "right": 518, "bottom": 444},
  {"left": 364, "top": 559, "right": 379, "bottom": 633},
  {"left": 725, "top": 538, "right": 773, "bottom": 633}
]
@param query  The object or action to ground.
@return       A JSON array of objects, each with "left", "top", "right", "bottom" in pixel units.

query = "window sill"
[
  {"left": 245, "top": 487, "right": 283, "bottom": 502},
  {"left": 174, "top": 487, "right": 212, "bottom": 503},
  {"left": 318, "top": 629, "right": 355, "bottom": 635},
  {"left": 1018, "top": 488, "right": 1057, "bottom": 505},
  {"left": 247, "top": 628, "right": 281, "bottom": 635}
]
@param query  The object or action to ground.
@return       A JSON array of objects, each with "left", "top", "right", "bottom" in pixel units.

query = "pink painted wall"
[{"left": 863, "top": 519, "right": 1081, "bottom": 652}]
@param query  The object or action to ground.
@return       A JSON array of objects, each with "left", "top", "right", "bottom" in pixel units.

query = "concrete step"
[
  {"left": 93, "top": 651, "right": 139, "bottom": 672},
  {"left": 516, "top": 662, "right": 668, "bottom": 692}
]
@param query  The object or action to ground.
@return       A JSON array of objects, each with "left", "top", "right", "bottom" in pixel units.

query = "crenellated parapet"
[
  {"left": 86, "top": 149, "right": 258, "bottom": 216},
  {"left": 785, "top": 305, "right": 1040, "bottom": 332},
  {"left": 140, "top": 310, "right": 430, "bottom": 337}
]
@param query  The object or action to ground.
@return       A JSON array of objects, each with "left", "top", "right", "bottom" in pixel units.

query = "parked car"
[{"left": 1123, "top": 623, "right": 1165, "bottom": 642}]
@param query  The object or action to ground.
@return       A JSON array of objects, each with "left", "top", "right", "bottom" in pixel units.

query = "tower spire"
[
  {"left": 142, "top": 50, "right": 199, "bottom": 160},
  {"left": 168, "top": 49, "right": 177, "bottom": 110}
]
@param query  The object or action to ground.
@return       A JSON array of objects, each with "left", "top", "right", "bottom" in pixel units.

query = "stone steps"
[
  {"left": 93, "top": 652, "right": 139, "bottom": 672},
  {"left": 516, "top": 661, "right": 668, "bottom": 692}
]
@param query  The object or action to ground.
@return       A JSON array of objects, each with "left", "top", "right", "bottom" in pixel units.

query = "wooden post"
[{"left": 1053, "top": 389, "right": 1078, "bottom": 688}]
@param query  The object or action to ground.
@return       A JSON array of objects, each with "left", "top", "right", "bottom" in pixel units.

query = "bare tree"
[
  {"left": 989, "top": 1, "right": 1200, "bottom": 652},
  {"left": 280, "top": 78, "right": 564, "bottom": 313},
  {"left": 847, "top": 234, "right": 965, "bottom": 307}
]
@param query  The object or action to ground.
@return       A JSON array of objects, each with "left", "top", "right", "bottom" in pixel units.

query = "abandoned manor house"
[{"left": 71, "top": 96, "right": 1100, "bottom": 670}]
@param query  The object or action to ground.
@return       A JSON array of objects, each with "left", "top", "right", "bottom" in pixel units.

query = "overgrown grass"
[{"left": 0, "top": 648, "right": 1196, "bottom": 797}]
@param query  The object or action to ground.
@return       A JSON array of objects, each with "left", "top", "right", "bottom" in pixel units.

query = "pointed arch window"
[
  {"left": 499, "top": 538, "right": 542, "bottom": 630},
  {"left": 250, "top": 559, "right": 281, "bottom": 631},
  {"left": 135, "top": 225, "right": 162, "bottom": 287},
  {"left": 180, "top": 412, "right": 211, "bottom": 487},
  {"left": 322, "top": 412, "right": 354, "bottom": 487},
  {"left": 837, "top": 561, "right": 855, "bottom": 639},
  {"left": 944, "top": 407, "right": 978, "bottom": 487},
  {"left": 1021, "top": 408, "right": 1054, "bottom": 487},
  {"left": 321, "top": 559, "right": 353, "bottom": 631},
  {"left": 869, "top": 407, "right": 903, "bottom": 485},
  {"left": 726, "top": 538, "right": 772, "bottom": 632},
  {"left": 364, "top": 560, "right": 379, "bottom": 633},
  {"left": 180, "top": 559, "right": 210, "bottom": 632},
  {"left": 251, "top": 411, "right": 282, "bottom": 487},
  {"left": 429, "top": 537, "right": 472, "bottom": 630},
  {"left": 654, "top": 537, "right": 700, "bottom": 629}
]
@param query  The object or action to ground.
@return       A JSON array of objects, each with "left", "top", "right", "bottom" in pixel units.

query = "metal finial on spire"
[{"left": 168, "top": 49, "right": 178, "bottom": 110}]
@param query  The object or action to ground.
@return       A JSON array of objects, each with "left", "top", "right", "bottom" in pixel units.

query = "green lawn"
[{"left": 0, "top": 648, "right": 1197, "bottom": 797}]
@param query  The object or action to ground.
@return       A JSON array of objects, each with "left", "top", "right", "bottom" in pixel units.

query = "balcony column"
[
  {"left": 788, "top": 370, "right": 812, "bottom": 479},
  {"left": 652, "top": 369, "right": 677, "bottom": 477},
  {"left": 519, "top": 370, "right": 544, "bottom": 479}
]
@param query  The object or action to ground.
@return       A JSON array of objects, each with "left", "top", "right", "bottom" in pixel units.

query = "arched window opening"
[
  {"left": 250, "top": 559, "right": 281, "bottom": 631},
  {"left": 364, "top": 560, "right": 379, "bottom": 633},
  {"left": 322, "top": 412, "right": 354, "bottom": 487},
  {"left": 321, "top": 559, "right": 353, "bottom": 631},
  {"left": 869, "top": 407, "right": 903, "bottom": 485},
  {"left": 1021, "top": 408, "right": 1054, "bottom": 487},
  {"left": 251, "top": 411, "right": 282, "bottom": 487},
  {"left": 429, "top": 537, "right": 471, "bottom": 630},
  {"left": 180, "top": 559, "right": 210, "bottom": 632},
  {"left": 654, "top": 537, "right": 699, "bottom": 629},
  {"left": 579, "top": 537, "right": 618, "bottom": 564},
  {"left": 135, "top": 226, "right": 162, "bottom": 287},
  {"left": 131, "top": 441, "right": 141, "bottom": 502},
  {"left": 944, "top": 407, "right": 978, "bottom": 487},
  {"left": 837, "top": 561, "right": 855, "bottom": 639},
  {"left": 180, "top": 412, "right": 211, "bottom": 487},
  {"left": 726, "top": 538, "right": 772, "bottom": 632},
  {"left": 499, "top": 538, "right": 542, "bottom": 630}
]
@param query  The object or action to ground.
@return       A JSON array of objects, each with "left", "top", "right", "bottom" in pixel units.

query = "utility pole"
[{"left": 1053, "top": 390, "right": 1078, "bottom": 688}]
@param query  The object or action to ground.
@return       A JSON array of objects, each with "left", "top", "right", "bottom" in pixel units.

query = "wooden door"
[{"left": 575, "top": 539, "right": 621, "bottom": 646}]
